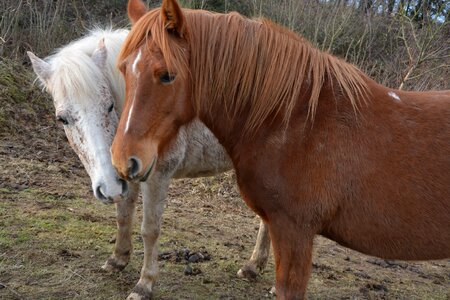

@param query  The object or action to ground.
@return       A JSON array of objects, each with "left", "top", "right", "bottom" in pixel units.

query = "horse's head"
[
  {"left": 28, "top": 38, "right": 128, "bottom": 204},
  {"left": 111, "top": 0, "right": 194, "bottom": 181}
]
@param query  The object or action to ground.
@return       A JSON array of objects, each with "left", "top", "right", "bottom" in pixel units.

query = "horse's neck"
[
  {"left": 197, "top": 95, "right": 252, "bottom": 157},
  {"left": 197, "top": 97, "right": 295, "bottom": 163},
  {"left": 197, "top": 74, "right": 375, "bottom": 164},
  {"left": 189, "top": 14, "right": 372, "bottom": 148}
]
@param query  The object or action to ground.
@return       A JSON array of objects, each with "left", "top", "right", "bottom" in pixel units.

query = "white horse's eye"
[{"left": 108, "top": 103, "right": 114, "bottom": 113}]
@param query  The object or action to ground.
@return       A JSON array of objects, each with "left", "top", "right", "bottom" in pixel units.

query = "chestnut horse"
[{"left": 111, "top": 0, "right": 450, "bottom": 298}]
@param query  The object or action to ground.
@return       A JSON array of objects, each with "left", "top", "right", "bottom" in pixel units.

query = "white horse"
[{"left": 28, "top": 29, "right": 270, "bottom": 300}]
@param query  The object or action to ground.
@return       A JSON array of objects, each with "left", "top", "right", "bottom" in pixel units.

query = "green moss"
[
  {"left": 0, "top": 202, "right": 7, "bottom": 215},
  {"left": 0, "top": 231, "right": 14, "bottom": 248},
  {"left": 0, "top": 188, "right": 11, "bottom": 193},
  {"left": 0, "top": 59, "right": 31, "bottom": 104},
  {"left": 0, "top": 57, "right": 52, "bottom": 137}
]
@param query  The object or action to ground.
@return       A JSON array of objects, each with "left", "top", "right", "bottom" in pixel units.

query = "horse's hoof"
[
  {"left": 269, "top": 286, "right": 276, "bottom": 296},
  {"left": 127, "top": 285, "right": 153, "bottom": 300},
  {"left": 237, "top": 265, "right": 258, "bottom": 279},
  {"left": 127, "top": 292, "right": 151, "bottom": 300},
  {"left": 101, "top": 257, "right": 128, "bottom": 273}
]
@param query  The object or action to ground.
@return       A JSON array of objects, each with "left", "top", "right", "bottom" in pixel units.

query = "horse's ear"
[
  {"left": 161, "top": 0, "right": 186, "bottom": 38},
  {"left": 91, "top": 38, "right": 107, "bottom": 69},
  {"left": 128, "top": 0, "right": 148, "bottom": 24},
  {"left": 27, "top": 51, "right": 51, "bottom": 85}
]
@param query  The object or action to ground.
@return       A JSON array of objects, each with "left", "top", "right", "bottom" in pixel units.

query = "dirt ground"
[{"left": 0, "top": 59, "right": 449, "bottom": 300}]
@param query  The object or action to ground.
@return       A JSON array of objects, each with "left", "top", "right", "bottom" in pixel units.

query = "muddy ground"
[{"left": 0, "top": 59, "right": 449, "bottom": 300}]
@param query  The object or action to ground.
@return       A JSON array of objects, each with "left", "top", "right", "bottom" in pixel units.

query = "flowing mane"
[
  {"left": 119, "top": 9, "right": 369, "bottom": 135},
  {"left": 44, "top": 28, "right": 128, "bottom": 102}
]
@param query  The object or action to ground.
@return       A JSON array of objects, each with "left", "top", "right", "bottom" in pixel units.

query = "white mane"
[{"left": 45, "top": 28, "right": 128, "bottom": 109}]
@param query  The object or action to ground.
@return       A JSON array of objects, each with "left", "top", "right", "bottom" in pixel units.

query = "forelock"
[{"left": 48, "top": 51, "right": 106, "bottom": 102}]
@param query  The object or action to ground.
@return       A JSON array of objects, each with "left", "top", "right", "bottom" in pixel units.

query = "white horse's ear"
[
  {"left": 27, "top": 51, "right": 51, "bottom": 84},
  {"left": 91, "top": 38, "right": 107, "bottom": 69}
]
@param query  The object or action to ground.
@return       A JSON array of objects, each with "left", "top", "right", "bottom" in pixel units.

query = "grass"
[
  {"left": 0, "top": 178, "right": 275, "bottom": 300},
  {"left": 1, "top": 135, "right": 449, "bottom": 300}
]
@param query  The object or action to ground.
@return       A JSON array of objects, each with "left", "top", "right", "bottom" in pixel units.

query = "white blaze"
[
  {"left": 125, "top": 50, "right": 142, "bottom": 133},
  {"left": 125, "top": 98, "right": 135, "bottom": 133},
  {"left": 132, "top": 50, "right": 141, "bottom": 75}
]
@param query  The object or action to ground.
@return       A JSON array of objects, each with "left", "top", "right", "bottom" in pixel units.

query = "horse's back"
[{"left": 406, "top": 89, "right": 450, "bottom": 99}]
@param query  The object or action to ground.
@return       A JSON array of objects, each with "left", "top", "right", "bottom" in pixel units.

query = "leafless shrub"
[
  {"left": 1, "top": 0, "right": 448, "bottom": 90},
  {"left": 246, "top": 0, "right": 449, "bottom": 90},
  {"left": 0, "top": 0, "right": 128, "bottom": 61},
  {"left": 397, "top": 12, "right": 449, "bottom": 90}
]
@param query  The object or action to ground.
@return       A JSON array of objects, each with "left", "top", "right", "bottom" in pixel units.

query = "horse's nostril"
[
  {"left": 128, "top": 157, "right": 141, "bottom": 179},
  {"left": 95, "top": 184, "right": 107, "bottom": 201},
  {"left": 119, "top": 179, "right": 129, "bottom": 197}
]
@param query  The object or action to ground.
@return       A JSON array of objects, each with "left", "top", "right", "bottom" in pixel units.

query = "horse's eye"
[
  {"left": 159, "top": 72, "right": 176, "bottom": 84},
  {"left": 108, "top": 103, "right": 114, "bottom": 113},
  {"left": 56, "top": 116, "right": 69, "bottom": 125}
]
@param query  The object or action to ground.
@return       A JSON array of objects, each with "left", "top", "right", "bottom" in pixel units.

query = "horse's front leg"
[
  {"left": 237, "top": 218, "right": 271, "bottom": 279},
  {"left": 127, "top": 175, "right": 169, "bottom": 300},
  {"left": 269, "top": 217, "right": 315, "bottom": 300},
  {"left": 103, "top": 182, "right": 140, "bottom": 272}
]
